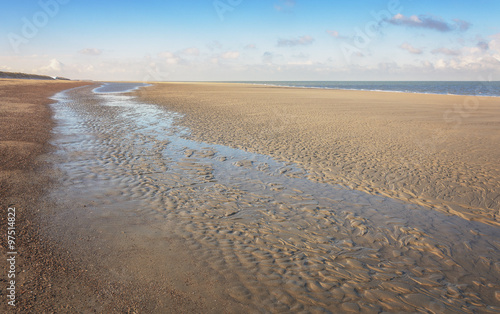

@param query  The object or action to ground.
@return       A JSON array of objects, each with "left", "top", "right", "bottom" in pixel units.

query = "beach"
[
  {"left": 0, "top": 80, "right": 214, "bottom": 313},
  {"left": 0, "top": 79, "right": 98, "bottom": 312},
  {"left": 137, "top": 82, "right": 500, "bottom": 226},
  {"left": 4, "top": 0, "right": 499, "bottom": 312},
  {"left": 1, "top": 80, "right": 499, "bottom": 312},
  {"left": 0, "top": 81, "right": 248, "bottom": 313}
]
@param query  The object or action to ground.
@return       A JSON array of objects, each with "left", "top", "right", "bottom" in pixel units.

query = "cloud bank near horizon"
[{"left": 1, "top": 0, "right": 499, "bottom": 81}]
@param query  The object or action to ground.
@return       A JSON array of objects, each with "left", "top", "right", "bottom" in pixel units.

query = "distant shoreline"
[
  {"left": 218, "top": 81, "right": 500, "bottom": 97},
  {"left": 0, "top": 71, "right": 70, "bottom": 81},
  {"left": 136, "top": 80, "right": 500, "bottom": 98}
]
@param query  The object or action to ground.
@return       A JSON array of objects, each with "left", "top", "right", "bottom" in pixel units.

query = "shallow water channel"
[{"left": 45, "top": 83, "right": 500, "bottom": 313}]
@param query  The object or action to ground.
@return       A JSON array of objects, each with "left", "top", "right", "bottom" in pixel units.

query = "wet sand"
[
  {"left": 137, "top": 82, "right": 500, "bottom": 227},
  {"left": 44, "top": 84, "right": 250, "bottom": 313},
  {"left": 35, "top": 82, "right": 499, "bottom": 313},
  {"left": 0, "top": 80, "right": 210, "bottom": 313}
]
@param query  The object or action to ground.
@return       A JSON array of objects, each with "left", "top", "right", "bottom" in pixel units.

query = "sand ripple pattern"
[
  {"left": 49, "top": 84, "right": 500, "bottom": 313},
  {"left": 137, "top": 83, "right": 500, "bottom": 226}
]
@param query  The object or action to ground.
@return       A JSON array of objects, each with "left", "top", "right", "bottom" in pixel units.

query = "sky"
[{"left": 1, "top": 0, "right": 499, "bottom": 81}]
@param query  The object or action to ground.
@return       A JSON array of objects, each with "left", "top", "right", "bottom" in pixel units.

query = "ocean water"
[
  {"left": 93, "top": 82, "right": 150, "bottom": 93},
  {"left": 233, "top": 81, "right": 500, "bottom": 97}
]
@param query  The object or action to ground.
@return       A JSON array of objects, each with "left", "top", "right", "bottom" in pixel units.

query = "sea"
[{"left": 231, "top": 81, "right": 500, "bottom": 97}]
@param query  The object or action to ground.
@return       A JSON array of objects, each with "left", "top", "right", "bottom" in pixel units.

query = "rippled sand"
[
  {"left": 137, "top": 82, "right": 500, "bottom": 227},
  {"left": 42, "top": 83, "right": 500, "bottom": 313}
]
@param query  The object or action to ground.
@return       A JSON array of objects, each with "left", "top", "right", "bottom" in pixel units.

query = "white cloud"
[
  {"left": 388, "top": 14, "right": 470, "bottom": 32},
  {"left": 158, "top": 51, "right": 181, "bottom": 65},
  {"left": 429, "top": 35, "right": 500, "bottom": 73},
  {"left": 0, "top": 65, "right": 13, "bottom": 71},
  {"left": 326, "top": 30, "right": 340, "bottom": 38},
  {"left": 434, "top": 59, "right": 448, "bottom": 69},
  {"left": 38, "top": 58, "right": 64, "bottom": 74},
  {"left": 488, "top": 33, "right": 500, "bottom": 57},
  {"left": 182, "top": 47, "right": 200, "bottom": 56},
  {"left": 400, "top": 42, "right": 423, "bottom": 54},
  {"left": 221, "top": 51, "right": 240, "bottom": 59},
  {"left": 4, "top": 30, "right": 500, "bottom": 82}
]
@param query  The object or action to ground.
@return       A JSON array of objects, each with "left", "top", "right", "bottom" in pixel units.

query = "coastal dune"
[{"left": 137, "top": 82, "right": 500, "bottom": 226}]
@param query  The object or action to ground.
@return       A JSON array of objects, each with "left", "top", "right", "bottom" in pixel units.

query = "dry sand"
[
  {"left": 0, "top": 79, "right": 95, "bottom": 312},
  {"left": 136, "top": 82, "right": 500, "bottom": 226}
]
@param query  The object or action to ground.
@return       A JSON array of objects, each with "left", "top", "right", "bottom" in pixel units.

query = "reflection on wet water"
[
  {"left": 48, "top": 83, "right": 500, "bottom": 313},
  {"left": 93, "top": 82, "right": 151, "bottom": 93}
]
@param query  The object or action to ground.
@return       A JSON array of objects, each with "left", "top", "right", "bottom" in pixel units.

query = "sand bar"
[{"left": 137, "top": 82, "right": 500, "bottom": 226}]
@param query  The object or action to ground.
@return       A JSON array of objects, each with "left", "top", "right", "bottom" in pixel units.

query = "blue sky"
[{"left": 1, "top": 0, "right": 499, "bottom": 81}]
